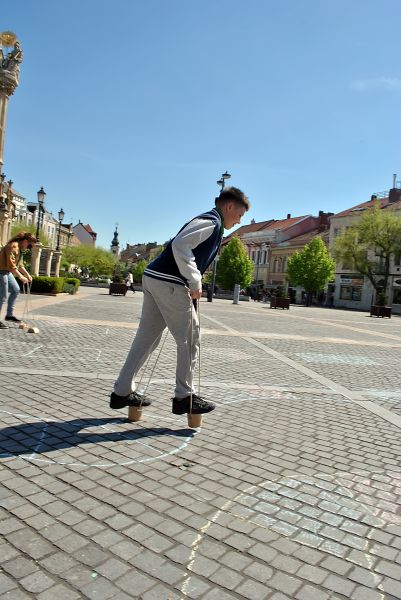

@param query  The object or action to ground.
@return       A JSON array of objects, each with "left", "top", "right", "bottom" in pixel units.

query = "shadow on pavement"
[{"left": 0, "top": 417, "right": 195, "bottom": 458}]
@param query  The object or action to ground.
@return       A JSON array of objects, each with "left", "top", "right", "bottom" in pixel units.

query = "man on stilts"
[{"left": 109, "top": 187, "right": 250, "bottom": 415}]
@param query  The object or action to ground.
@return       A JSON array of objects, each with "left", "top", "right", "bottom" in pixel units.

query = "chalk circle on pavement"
[{"left": 0, "top": 409, "right": 197, "bottom": 468}]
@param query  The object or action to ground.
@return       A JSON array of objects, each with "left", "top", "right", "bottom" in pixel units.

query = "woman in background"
[{"left": 0, "top": 232, "right": 36, "bottom": 328}]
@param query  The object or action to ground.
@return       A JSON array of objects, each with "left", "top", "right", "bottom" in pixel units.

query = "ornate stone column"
[
  {"left": 45, "top": 249, "right": 53, "bottom": 276},
  {"left": 53, "top": 251, "right": 62, "bottom": 277},
  {"left": 31, "top": 243, "right": 42, "bottom": 277},
  {"left": 0, "top": 33, "right": 22, "bottom": 245},
  {"left": 0, "top": 33, "right": 22, "bottom": 170}
]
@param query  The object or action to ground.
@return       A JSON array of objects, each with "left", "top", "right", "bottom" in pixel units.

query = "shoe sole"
[
  {"left": 172, "top": 405, "right": 215, "bottom": 415},
  {"left": 110, "top": 401, "right": 151, "bottom": 409}
]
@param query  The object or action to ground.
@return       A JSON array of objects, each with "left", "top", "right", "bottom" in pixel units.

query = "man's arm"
[{"left": 172, "top": 218, "right": 215, "bottom": 295}]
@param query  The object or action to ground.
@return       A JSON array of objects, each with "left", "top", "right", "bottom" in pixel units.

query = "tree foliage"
[
  {"left": 131, "top": 260, "right": 147, "bottom": 282},
  {"left": 334, "top": 204, "right": 401, "bottom": 304},
  {"left": 61, "top": 245, "right": 117, "bottom": 277},
  {"left": 287, "top": 236, "right": 335, "bottom": 294},
  {"left": 11, "top": 222, "right": 51, "bottom": 247},
  {"left": 216, "top": 236, "right": 254, "bottom": 290}
]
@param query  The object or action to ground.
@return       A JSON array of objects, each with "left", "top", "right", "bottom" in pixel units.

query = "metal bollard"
[{"left": 233, "top": 283, "right": 240, "bottom": 304}]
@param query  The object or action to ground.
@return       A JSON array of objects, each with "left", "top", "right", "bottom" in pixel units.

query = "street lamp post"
[
  {"left": 56, "top": 208, "right": 65, "bottom": 251},
  {"left": 208, "top": 171, "right": 231, "bottom": 302},
  {"left": 35, "top": 186, "right": 46, "bottom": 242}
]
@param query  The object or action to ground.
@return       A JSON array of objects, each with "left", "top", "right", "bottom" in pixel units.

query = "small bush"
[
  {"left": 64, "top": 277, "right": 80, "bottom": 293},
  {"left": 31, "top": 276, "right": 65, "bottom": 294},
  {"left": 63, "top": 283, "right": 75, "bottom": 294}
]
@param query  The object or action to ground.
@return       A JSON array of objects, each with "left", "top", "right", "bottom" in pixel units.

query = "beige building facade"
[{"left": 330, "top": 187, "right": 401, "bottom": 314}]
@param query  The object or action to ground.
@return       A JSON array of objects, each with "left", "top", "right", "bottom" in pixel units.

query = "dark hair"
[
  {"left": 215, "top": 186, "right": 250, "bottom": 211},
  {"left": 8, "top": 232, "right": 37, "bottom": 244}
]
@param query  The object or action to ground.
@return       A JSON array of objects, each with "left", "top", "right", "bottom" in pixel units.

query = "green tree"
[
  {"left": 11, "top": 222, "right": 51, "bottom": 247},
  {"left": 61, "top": 245, "right": 117, "bottom": 277},
  {"left": 287, "top": 236, "right": 335, "bottom": 305},
  {"left": 216, "top": 236, "right": 254, "bottom": 290},
  {"left": 335, "top": 204, "right": 401, "bottom": 305},
  {"left": 131, "top": 259, "right": 147, "bottom": 282}
]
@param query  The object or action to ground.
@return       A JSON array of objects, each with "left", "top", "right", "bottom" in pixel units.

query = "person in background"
[
  {"left": 0, "top": 232, "right": 36, "bottom": 329},
  {"left": 109, "top": 187, "right": 250, "bottom": 415},
  {"left": 126, "top": 271, "right": 135, "bottom": 293}
]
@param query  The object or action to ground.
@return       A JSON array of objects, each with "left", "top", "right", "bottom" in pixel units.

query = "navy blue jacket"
[{"left": 144, "top": 208, "right": 223, "bottom": 287}]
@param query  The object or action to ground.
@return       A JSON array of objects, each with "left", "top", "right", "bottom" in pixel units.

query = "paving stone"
[
  {"left": 80, "top": 576, "right": 120, "bottom": 600},
  {"left": 209, "top": 566, "right": 243, "bottom": 590},
  {"left": 36, "top": 583, "right": 81, "bottom": 600},
  {"left": 234, "top": 578, "right": 272, "bottom": 599},
  {"left": 269, "top": 572, "right": 303, "bottom": 596},
  {"left": 0, "top": 573, "right": 16, "bottom": 594},
  {"left": 322, "top": 573, "right": 356, "bottom": 597},
  {"left": 19, "top": 571, "right": 55, "bottom": 593},
  {"left": 296, "top": 564, "right": 328, "bottom": 585},
  {"left": 350, "top": 586, "right": 387, "bottom": 600},
  {"left": 39, "top": 552, "right": 78, "bottom": 575},
  {"left": 295, "top": 584, "right": 330, "bottom": 600},
  {"left": 116, "top": 571, "right": 156, "bottom": 595},
  {"left": 2, "top": 556, "right": 39, "bottom": 579},
  {"left": 379, "top": 576, "right": 401, "bottom": 598},
  {"left": 141, "top": 585, "right": 182, "bottom": 599}
]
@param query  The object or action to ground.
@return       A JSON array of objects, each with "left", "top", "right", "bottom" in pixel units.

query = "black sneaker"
[
  {"left": 0, "top": 321, "right": 8, "bottom": 329},
  {"left": 5, "top": 315, "right": 22, "bottom": 323},
  {"left": 110, "top": 391, "right": 151, "bottom": 409},
  {"left": 172, "top": 394, "right": 215, "bottom": 415}
]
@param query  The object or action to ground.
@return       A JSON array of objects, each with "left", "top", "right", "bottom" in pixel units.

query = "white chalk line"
[{"left": 0, "top": 409, "right": 198, "bottom": 468}]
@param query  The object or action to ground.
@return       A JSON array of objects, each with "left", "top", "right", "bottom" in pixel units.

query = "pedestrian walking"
[
  {"left": 110, "top": 187, "right": 250, "bottom": 415},
  {"left": 126, "top": 271, "right": 135, "bottom": 293},
  {"left": 0, "top": 232, "right": 36, "bottom": 329}
]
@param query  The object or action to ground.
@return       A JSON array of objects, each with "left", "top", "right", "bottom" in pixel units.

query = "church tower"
[{"left": 110, "top": 224, "right": 120, "bottom": 257}]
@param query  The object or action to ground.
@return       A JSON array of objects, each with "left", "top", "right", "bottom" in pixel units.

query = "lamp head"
[
  {"left": 58, "top": 208, "right": 65, "bottom": 222},
  {"left": 37, "top": 186, "right": 46, "bottom": 205}
]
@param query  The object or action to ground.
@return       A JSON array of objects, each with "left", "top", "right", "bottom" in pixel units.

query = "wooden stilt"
[
  {"left": 19, "top": 323, "right": 28, "bottom": 330},
  {"left": 128, "top": 406, "right": 143, "bottom": 422},
  {"left": 187, "top": 413, "right": 202, "bottom": 428}
]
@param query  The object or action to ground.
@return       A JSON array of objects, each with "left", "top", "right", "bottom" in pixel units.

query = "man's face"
[{"left": 223, "top": 202, "right": 247, "bottom": 230}]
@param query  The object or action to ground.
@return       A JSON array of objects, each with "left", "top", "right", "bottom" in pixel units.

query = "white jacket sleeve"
[{"left": 172, "top": 218, "right": 216, "bottom": 292}]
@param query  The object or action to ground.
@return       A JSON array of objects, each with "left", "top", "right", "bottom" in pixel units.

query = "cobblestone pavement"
[{"left": 1, "top": 288, "right": 401, "bottom": 599}]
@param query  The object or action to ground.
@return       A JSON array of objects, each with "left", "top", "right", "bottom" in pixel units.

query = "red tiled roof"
[
  {"left": 222, "top": 216, "right": 309, "bottom": 245},
  {"left": 278, "top": 228, "right": 329, "bottom": 247},
  {"left": 83, "top": 224, "right": 97, "bottom": 236},
  {"left": 332, "top": 197, "right": 389, "bottom": 218},
  {"left": 263, "top": 216, "right": 308, "bottom": 230},
  {"left": 222, "top": 220, "right": 275, "bottom": 244}
]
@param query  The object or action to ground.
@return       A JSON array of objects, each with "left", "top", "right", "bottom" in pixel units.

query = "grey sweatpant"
[{"left": 114, "top": 275, "right": 200, "bottom": 399}]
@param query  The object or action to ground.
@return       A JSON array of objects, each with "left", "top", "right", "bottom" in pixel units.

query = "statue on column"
[
  {"left": 0, "top": 32, "right": 22, "bottom": 94},
  {"left": 1, "top": 40, "right": 23, "bottom": 83}
]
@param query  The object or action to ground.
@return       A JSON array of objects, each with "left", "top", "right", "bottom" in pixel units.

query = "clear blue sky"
[{"left": 2, "top": 0, "right": 401, "bottom": 248}]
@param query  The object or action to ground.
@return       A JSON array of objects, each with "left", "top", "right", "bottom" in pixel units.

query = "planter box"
[
  {"left": 370, "top": 305, "right": 392, "bottom": 318},
  {"left": 270, "top": 296, "right": 290, "bottom": 309},
  {"left": 109, "top": 283, "right": 127, "bottom": 296}
]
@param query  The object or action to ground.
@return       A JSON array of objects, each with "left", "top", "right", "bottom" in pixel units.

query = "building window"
[
  {"left": 393, "top": 289, "right": 401, "bottom": 304},
  {"left": 273, "top": 258, "right": 279, "bottom": 273},
  {"left": 340, "top": 285, "right": 362, "bottom": 301},
  {"left": 282, "top": 257, "right": 287, "bottom": 272},
  {"left": 394, "top": 251, "right": 401, "bottom": 266}
]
